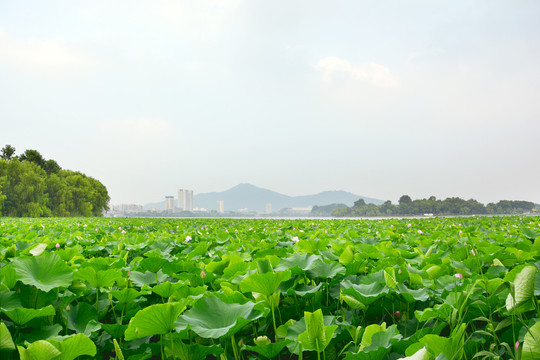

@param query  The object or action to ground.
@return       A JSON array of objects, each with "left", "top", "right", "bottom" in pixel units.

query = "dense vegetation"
[
  {"left": 1, "top": 216, "right": 539, "bottom": 360},
  {"left": 0, "top": 145, "right": 109, "bottom": 217},
  {"left": 331, "top": 196, "right": 536, "bottom": 217}
]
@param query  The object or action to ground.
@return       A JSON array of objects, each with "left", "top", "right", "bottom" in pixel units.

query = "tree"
[
  {"left": 19, "top": 149, "right": 45, "bottom": 168},
  {"left": 398, "top": 195, "right": 412, "bottom": 205},
  {"left": 1, "top": 145, "right": 16, "bottom": 160},
  {"left": 43, "top": 159, "right": 61, "bottom": 174}
]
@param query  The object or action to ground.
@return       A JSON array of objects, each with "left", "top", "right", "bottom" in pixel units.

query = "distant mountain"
[{"left": 144, "top": 183, "right": 383, "bottom": 212}]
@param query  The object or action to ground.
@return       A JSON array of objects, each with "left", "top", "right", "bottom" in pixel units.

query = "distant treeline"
[
  {"left": 0, "top": 145, "right": 110, "bottom": 217},
  {"left": 329, "top": 195, "right": 536, "bottom": 217}
]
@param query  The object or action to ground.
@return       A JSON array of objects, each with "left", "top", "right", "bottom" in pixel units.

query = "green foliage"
[
  {"left": 0, "top": 145, "right": 109, "bottom": 217},
  {"left": 0, "top": 216, "right": 539, "bottom": 360}
]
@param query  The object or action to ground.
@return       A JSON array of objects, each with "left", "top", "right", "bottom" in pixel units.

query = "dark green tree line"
[
  {"left": 332, "top": 195, "right": 536, "bottom": 217},
  {"left": 0, "top": 145, "right": 109, "bottom": 217}
]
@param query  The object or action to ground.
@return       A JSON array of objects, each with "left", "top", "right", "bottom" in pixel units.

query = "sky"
[{"left": 1, "top": 0, "right": 539, "bottom": 205}]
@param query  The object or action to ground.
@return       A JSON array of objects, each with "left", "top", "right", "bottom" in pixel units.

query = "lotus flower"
[
  {"left": 185, "top": 235, "right": 192, "bottom": 242},
  {"left": 454, "top": 273, "right": 463, "bottom": 279},
  {"left": 254, "top": 335, "right": 271, "bottom": 346},
  {"left": 291, "top": 236, "right": 299, "bottom": 242},
  {"left": 418, "top": 230, "right": 423, "bottom": 234},
  {"left": 55, "top": 243, "right": 60, "bottom": 249},
  {"left": 200, "top": 270, "right": 206, "bottom": 278},
  {"left": 515, "top": 341, "right": 519, "bottom": 351}
]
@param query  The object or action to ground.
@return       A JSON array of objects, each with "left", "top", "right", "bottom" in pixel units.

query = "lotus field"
[{"left": 1, "top": 216, "right": 540, "bottom": 360}]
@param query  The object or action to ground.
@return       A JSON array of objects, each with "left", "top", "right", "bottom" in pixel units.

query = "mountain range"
[{"left": 144, "top": 183, "right": 383, "bottom": 212}]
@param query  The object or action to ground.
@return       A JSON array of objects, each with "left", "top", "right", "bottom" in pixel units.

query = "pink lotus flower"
[
  {"left": 394, "top": 311, "right": 401, "bottom": 319},
  {"left": 418, "top": 230, "right": 423, "bottom": 234},
  {"left": 471, "top": 249, "right": 476, "bottom": 256},
  {"left": 454, "top": 273, "right": 463, "bottom": 279},
  {"left": 515, "top": 341, "right": 519, "bottom": 351},
  {"left": 200, "top": 270, "right": 206, "bottom": 278},
  {"left": 185, "top": 236, "right": 192, "bottom": 242},
  {"left": 121, "top": 230, "right": 126, "bottom": 234},
  {"left": 291, "top": 236, "right": 299, "bottom": 243},
  {"left": 55, "top": 243, "right": 60, "bottom": 249},
  {"left": 407, "top": 224, "right": 412, "bottom": 228},
  {"left": 390, "top": 225, "right": 394, "bottom": 228}
]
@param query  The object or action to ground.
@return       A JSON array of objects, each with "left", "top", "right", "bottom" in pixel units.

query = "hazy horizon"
[{"left": 2, "top": 1, "right": 539, "bottom": 205}]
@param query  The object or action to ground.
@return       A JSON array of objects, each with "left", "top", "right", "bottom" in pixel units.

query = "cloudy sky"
[{"left": 1, "top": 1, "right": 539, "bottom": 205}]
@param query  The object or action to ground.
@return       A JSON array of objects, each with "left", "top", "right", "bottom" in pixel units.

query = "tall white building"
[
  {"left": 164, "top": 196, "right": 175, "bottom": 213},
  {"left": 266, "top": 203, "right": 272, "bottom": 214},
  {"left": 178, "top": 189, "right": 194, "bottom": 211},
  {"left": 217, "top": 200, "right": 224, "bottom": 213}
]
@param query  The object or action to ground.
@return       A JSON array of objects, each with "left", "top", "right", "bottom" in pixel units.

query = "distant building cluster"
[
  {"left": 178, "top": 189, "right": 194, "bottom": 211},
  {"left": 217, "top": 200, "right": 224, "bottom": 213},
  {"left": 164, "top": 189, "right": 194, "bottom": 213},
  {"left": 107, "top": 204, "right": 143, "bottom": 216}
]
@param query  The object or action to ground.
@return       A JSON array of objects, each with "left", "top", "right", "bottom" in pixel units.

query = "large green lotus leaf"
[
  {"left": 284, "top": 315, "right": 337, "bottom": 355},
  {"left": 12, "top": 253, "right": 73, "bottom": 292},
  {"left": 290, "top": 283, "right": 323, "bottom": 297},
  {"left": 415, "top": 303, "right": 453, "bottom": 323},
  {"left": 275, "top": 253, "right": 322, "bottom": 274},
  {"left": 3, "top": 305, "right": 55, "bottom": 325},
  {"left": 0, "top": 322, "right": 15, "bottom": 351},
  {"left": 506, "top": 265, "right": 536, "bottom": 312},
  {"left": 22, "top": 324, "right": 62, "bottom": 344},
  {"left": 139, "top": 257, "right": 168, "bottom": 273},
  {"left": 345, "top": 325, "right": 402, "bottom": 360},
  {"left": 341, "top": 280, "right": 389, "bottom": 305},
  {"left": 240, "top": 270, "right": 291, "bottom": 296},
  {"left": 49, "top": 333, "right": 97, "bottom": 360},
  {"left": 110, "top": 288, "right": 145, "bottom": 305},
  {"left": 0, "top": 265, "right": 17, "bottom": 290},
  {"left": 152, "top": 281, "right": 187, "bottom": 298},
  {"left": 307, "top": 261, "right": 346, "bottom": 279},
  {"left": 29, "top": 243, "right": 47, "bottom": 256},
  {"left": 165, "top": 337, "right": 223, "bottom": 360},
  {"left": 297, "top": 309, "right": 336, "bottom": 352},
  {"left": 75, "top": 267, "right": 122, "bottom": 289},
  {"left": 0, "top": 291, "right": 22, "bottom": 311},
  {"left": 101, "top": 323, "right": 128, "bottom": 339},
  {"left": 243, "top": 340, "right": 293, "bottom": 358},
  {"left": 360, "top": 323, "right": 386, "bottom": 350},
  {"left": 178, "top": 296, "right": 264, "bottom": 339},
  {"left": 130, "top": 270, "right": 167, "bottom": 288},
  {"left": 67, "top": 302, "right": 97, "bottom": 334},
  {"left": 521, "top": 321, "right": 540, "bottom": 360},
  {"left": 125, "top": 302, "right": 187, "bottom": 341},
  {"left": 18, "top": 340, "right": 60, "bottom": 360},
  {"left": 397, "top": 284, "right": 429, "bottom": 303}
]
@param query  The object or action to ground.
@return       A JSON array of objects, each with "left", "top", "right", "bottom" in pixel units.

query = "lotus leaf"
[
  {"left": 521, "top": 321, "right": 540, "bottom": 360},
  {"left": 0, "top": 322, "right": 15, "bottom": 351},
  {"left": 18, "top": 340, "right": 60, "bottom": 360},
  {"left": 3, "top": 305, "right": 55, "bottom": 326},
  {"left": 178, "top": 296, "right": 264, "bottom": 338},
  {"left": 48, "top": 333, "right": 97, "bottom": 360},
  {"left": 506, "top": 265, "right": 536, "bottom": 312},
  {"left": 12, "top": 253, "right": 73, "bottom": 292},
  {"left": 125, "top": 302, "right": 187, "bottom": 340},
  {"left": 240, "top": 270, "right": 291, "bottom": 296}
]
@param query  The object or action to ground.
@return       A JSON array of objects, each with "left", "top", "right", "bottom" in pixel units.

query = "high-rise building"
[
  {"left": 164, "top": 196, "right": 175, "bottom": 213},
  {"left": 266, "top": 203, "right": 272, "bottom": 214},
  {"left": 217, "top": 200, "right": 224, "bottom": 213},
  {"left": 178, "top": 189, "right": 194, "bottom": 211}
]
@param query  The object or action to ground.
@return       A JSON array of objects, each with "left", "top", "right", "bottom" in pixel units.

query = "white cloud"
[
  {"left": 99, "top": 118, "right": 174, "bottom": 143},
  {"left": 315, "top": 56, "right": 399, "bottom": 88},
  {"left": 0, "top": 29, "right": 95, "bottom": 71}
]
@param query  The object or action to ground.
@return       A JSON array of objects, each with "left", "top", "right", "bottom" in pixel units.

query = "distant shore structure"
[
  {"left": 164, "top": 196, "right": 175, "bottom": 213},
  {"left": 178, "top": 189, "right": 194, "bottom": 211},
  {"left": 217, "top": 200, "right": 224, "bottom": 213}
]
